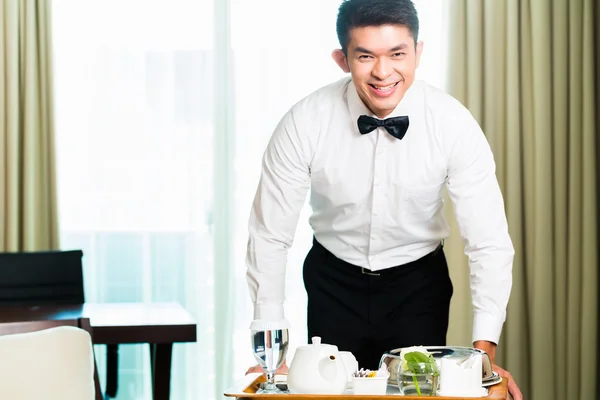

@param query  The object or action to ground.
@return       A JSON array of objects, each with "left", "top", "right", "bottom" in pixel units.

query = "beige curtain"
[
  {"left": 0, "top": 0, "right": 59, "bottom": 251},
  {"left": 595, "top": 0, "right": 600, "bottom": 388},
  {"left": 444, "top": 1, "right": 598, "bottom": 400},
  {"left": 594, "top": 0, "right": 600, "bottom": 390}
]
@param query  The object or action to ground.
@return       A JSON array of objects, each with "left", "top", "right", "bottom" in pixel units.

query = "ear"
[
  {"left": 331, "top": 49, "right": 350, "bottom": 73},
  {"left": 415, "top": 40, "right": 424, "bottom": 68}
]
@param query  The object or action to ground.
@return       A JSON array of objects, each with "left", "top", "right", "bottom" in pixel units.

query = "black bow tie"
[{"left": 357, "top": 115, "right": 410, "bottom": 140}]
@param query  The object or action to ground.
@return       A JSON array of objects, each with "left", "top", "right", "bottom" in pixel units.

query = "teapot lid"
[{"left": 299, "top": 336, "right": 338, "bottom": 350}]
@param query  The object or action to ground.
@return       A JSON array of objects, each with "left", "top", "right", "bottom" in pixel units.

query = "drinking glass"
[
  {"left": 396, "top": 362, "right": 439, "bottom": 396},
  {"left": 251, "top": 328, "right": 289, "bottom": 394}
]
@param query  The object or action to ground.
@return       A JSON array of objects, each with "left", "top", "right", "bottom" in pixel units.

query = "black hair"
[{"left": 336, "top": 0, "right": 419, "bottom": 54}]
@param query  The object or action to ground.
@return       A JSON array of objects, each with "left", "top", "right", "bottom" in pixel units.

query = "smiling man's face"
[{"left": 333, "top": 24, "right": 423, "bottom": 119}]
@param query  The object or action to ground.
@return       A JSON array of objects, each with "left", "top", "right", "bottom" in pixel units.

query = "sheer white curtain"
[
  {"left": 52, "top": 1, "right": 447, "bottom": 399},
  {"left": 53, "top": 1, "right": 214, "bottom": 398}
]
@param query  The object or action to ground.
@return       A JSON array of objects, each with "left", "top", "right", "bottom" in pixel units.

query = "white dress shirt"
[{"left": 246, "top": 77, "right": 514, "bottom": 344}]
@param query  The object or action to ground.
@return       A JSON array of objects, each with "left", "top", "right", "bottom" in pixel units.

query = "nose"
[{"left": 371, "top": 57, "right": 392, "bottom": 81}]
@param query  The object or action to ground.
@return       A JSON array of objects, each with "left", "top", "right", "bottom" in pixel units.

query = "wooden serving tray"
[{"left": 224, "top": 373, "right": 509, "bottom": 399}]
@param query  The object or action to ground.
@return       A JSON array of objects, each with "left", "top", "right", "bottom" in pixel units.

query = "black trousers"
[{"left": 303, "top": 238, "right": 453, "bottom": 370}]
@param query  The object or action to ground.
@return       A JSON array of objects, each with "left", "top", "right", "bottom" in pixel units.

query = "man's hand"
[
  {"left": 245, "top": 361, "right": 289, "bottom": 375},
  {"left": 474, "top": 341, "right": 522, "bottom": 400},
  {"left": 493, "top": 363, "right": 522, "bottom": 400}
]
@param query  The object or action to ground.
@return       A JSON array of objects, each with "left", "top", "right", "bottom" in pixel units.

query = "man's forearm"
[{"left": 246, "top": 235, "right": 289, "bottom": 320}]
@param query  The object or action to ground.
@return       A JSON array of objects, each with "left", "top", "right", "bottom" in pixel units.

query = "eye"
[
  {"left": 392, "top": 52, "right": 406, "bottom": 57},
  {"left": 358, "top": 55, "right": 373, "bottom": 60}
]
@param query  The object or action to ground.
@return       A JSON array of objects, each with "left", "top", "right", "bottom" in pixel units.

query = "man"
[{"left": 246, "top": 0, "right": 522, "bottom": 398}]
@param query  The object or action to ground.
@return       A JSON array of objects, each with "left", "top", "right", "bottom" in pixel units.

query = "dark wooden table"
[{"left": 0, "top": 302, "right": 197, "bottom": 400}]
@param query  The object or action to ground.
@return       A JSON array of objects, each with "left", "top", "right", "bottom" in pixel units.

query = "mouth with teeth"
[{"left": 368, "top": 81, "right": 400, "bottom": 97}]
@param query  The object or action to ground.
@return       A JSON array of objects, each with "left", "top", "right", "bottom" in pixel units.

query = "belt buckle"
[{"left": 361, "top": 268, "right": 380, "bottom": 276}]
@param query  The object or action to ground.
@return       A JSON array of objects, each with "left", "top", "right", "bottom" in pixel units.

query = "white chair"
[{"left": 0, "top": 323, "right": 97, "bottom": 400}]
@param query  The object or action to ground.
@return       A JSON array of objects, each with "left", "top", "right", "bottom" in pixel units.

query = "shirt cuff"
[
  {"left": 472, "top": 311, "right": 504, "bottom": 345},
  {"left": 254, "top": 303, "right": 284, "bottom": 321}
]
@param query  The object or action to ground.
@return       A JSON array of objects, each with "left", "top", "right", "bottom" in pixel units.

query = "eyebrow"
[
  {"left": 389, "top": 44, "right": 409, "bottom": 52},
  {"left": 354, "top": 44, "right": 408, "bottom": 54}
]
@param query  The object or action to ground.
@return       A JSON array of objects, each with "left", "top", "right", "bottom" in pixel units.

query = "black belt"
[{"left": 361, "top": 241, "right": 444, "bottom": 276}]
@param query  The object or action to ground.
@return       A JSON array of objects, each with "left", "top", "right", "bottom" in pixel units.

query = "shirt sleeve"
[
  {"left": 445, "top": 107, "right": 514, "bottom": 345},
  {"left": 245, "top": 106, "right": 311, "bottom": 321}
]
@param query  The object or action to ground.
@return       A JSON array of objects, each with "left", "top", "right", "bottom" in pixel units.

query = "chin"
[
  {"left": 357, "top": 87, "right": 403, "bottom": 117},
  {"left": 371, "top": 99, "right": 402, "bottom": 117}
]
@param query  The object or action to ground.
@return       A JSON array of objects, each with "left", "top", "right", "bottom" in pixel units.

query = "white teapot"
[{"left": 287, "top": 336, "right": 348, "bottom": 394}]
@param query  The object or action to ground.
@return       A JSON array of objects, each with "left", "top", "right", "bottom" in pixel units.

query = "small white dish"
[
  {"left": 482, "top": 372, "right": 502, "bottom": 387},
  {"left": 483, "top": 371, "right": 499, "bottom": 382},
  {"left": 352, "top": 376, "right": 388, "bottom": 395}
]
